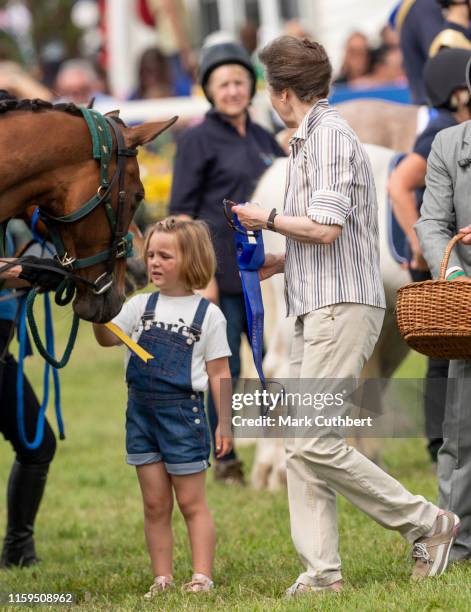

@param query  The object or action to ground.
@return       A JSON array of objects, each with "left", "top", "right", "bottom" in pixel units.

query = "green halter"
[
  {"left": 0, "top": 108, "right": 138, "bottom": 369},
  {"left": 39, "top": 108, "right": 135, "bottom": 282}
]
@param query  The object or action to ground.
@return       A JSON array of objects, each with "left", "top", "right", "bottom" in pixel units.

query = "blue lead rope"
[
  {"left": 227, "top": 202, "right": 266, "bottom": 386},
  {"left": 15, "top": 210, "right": 64, "bottom": 448},
  {"left": 16, "top": 291, "right": 65, "bottom": 450}
]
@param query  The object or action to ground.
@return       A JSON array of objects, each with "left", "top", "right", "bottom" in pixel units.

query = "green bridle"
[{"left": 39, "top": 107, "right": 136, "bottom": 295}]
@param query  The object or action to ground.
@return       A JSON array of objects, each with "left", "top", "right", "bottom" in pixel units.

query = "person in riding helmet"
[
  {"left": 388, "top": 47, "right": 471, "bottom": 465},
  {"left": 168, "top": 42, "right": 285, "bottom": 484},
  {"left": 396, "top": 0, "right": 471, "bottom": 104}
]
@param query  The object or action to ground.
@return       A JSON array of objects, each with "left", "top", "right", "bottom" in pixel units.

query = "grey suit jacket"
[{"left": 415, "top": 120, "right": 471, "bottom": 279}]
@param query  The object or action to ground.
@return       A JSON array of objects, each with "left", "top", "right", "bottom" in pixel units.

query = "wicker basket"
[{"left": 396, "top": 233, "right": 471, "bottom": 359}]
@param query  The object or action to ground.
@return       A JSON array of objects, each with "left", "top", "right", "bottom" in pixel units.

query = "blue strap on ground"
[
  {"left": 231, "top": 207, "right": 266, "bottom": 386},
  {"left": 16, "top": 291, "right": 65, "bottom": 450}
]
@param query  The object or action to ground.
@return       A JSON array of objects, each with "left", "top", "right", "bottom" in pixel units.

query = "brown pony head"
[
  {"left": 45, "top": 114, "right": 177, "bottom": 322},
  {"left": 0, "top": 102, "right": 176, "bottom": 323}
]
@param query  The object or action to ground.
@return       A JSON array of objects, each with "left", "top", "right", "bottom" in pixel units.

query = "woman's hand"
[
  {"left": 259, "top": 253, "right": 285, "bottom": 280},
  {"left": 215, "top": 425, "right": 233, "bottom": 458},
  {"left": 232, "top": 202, "right": 269, "bottom": 231}
]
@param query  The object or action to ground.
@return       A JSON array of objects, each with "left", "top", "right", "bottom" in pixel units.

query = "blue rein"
[
  {"left": 17, "top": 291, "right": 64, "bottom": 449},
  {"left": 16, "top": 213, "right": 65, "bottom": 449}
]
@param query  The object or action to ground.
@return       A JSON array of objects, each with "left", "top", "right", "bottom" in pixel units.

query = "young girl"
[{"left": 93, "top": 218, "right": 233, "bottom": 597}]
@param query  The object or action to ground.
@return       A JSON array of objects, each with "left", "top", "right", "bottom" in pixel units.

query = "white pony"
[{"left": 244, "top": 144, "right": 412, "bottom": 490}]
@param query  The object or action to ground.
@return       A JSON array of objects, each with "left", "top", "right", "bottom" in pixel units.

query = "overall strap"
[
  {"left": 190, "top": 297, "right": 210, "bottom": 334},
  {"left": 142, "top": 291, "right": 159, "bottom": 320}
]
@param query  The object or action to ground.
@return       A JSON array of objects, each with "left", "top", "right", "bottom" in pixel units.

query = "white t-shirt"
[{"left": 112, "top": 292, "right": 231, "bottom": 391}]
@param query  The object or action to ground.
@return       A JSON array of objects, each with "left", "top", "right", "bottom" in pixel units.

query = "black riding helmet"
[
  {"left": 424, "top": 47, "right": 471, "bottom": 109},
  {"left": 199, "top": 42, "right": 257, "bottom": 104},
  {"left": 437, "top": 0, "right": 468, "bottom": 8},
  {"left": 436, "top": 0, "right": 469, "bottom": 7},
  {"left": 436, "top": 1, "right": 471, "bottom": 20}
]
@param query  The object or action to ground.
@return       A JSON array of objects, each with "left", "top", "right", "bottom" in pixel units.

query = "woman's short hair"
[
  {"left": 144, "top": 217, "right": 216, "bottom": 290},
  {"left": 259, "top": 36, "right": 332, "bottom": 102}
]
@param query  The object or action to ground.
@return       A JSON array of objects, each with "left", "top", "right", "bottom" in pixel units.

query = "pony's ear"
[
  {"left": 104, "top": 109, "right": 120, "bottom": 118},
  {"left": 123, "top": 116, "right": 178, "bottom": 148}
]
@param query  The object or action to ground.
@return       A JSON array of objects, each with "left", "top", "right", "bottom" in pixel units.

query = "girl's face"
[
  {"left": 146, "top": 231, "right": 189, "bottom": 296},
  {"left": 207, "top": 64, "right": 252, "bottom": 118}
]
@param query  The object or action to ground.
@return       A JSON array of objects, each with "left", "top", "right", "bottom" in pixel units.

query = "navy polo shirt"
[
  {"left": 413, "top": 108, "right": 457, "bottom": 161},
  {"left": 169, "top": 109, "right": 285, "bottom": 294},
  {"left": 400, "top": 0, "right": 471, "bottom": 104},
  {"left": 412, "top": 108, "right": 457, "bottom": 207}
]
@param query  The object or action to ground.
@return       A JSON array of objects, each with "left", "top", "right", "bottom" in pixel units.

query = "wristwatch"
[{"left": 266, "top": 208, "right": 278, "bottom": 232}]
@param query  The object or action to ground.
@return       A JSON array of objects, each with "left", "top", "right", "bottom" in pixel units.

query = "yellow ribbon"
[{"left": 104, "top": 322, "right": 154, "bottom": 363}]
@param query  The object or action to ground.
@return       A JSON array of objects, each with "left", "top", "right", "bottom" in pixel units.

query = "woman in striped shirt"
[{"left": 234, "top": 35, "right": 458, "bottom": 596}]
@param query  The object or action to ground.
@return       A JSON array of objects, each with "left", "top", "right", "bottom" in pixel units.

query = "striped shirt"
[{"left": 283, "top": 99, "right": 386, "bottom": 316}]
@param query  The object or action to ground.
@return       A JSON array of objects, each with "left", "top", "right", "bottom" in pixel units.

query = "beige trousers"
[{"left": 285, "top": 303, "right": 439, "bottom": 586}]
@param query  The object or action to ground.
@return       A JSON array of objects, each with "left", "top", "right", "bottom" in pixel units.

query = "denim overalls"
[{"left": 125, "top": 292, "right": 211, "bottom": 475}]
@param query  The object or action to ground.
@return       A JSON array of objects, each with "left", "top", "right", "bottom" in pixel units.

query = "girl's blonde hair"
[{"left": 143, "top": 217, "right": 216, "bottom": 290}]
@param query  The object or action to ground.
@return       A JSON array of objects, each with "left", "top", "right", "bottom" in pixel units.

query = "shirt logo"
[{"left": 140, "top": 317, "right": 202, "bottom": 343}]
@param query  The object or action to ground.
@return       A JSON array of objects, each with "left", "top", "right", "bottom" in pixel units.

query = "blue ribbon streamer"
[
  {"left": 240, "top": 270, "right": 265, "bottom": 385},
  {"left": 230, "top": 206, "right": 266, "bottom": 385}
]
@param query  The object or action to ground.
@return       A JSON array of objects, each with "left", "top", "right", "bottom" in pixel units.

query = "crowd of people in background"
[
  {"left": 333, "top": 27, "right": 406, "bottom": 88},
  {"left": 0, "top": 9, "right": 410, "bottom": 108}
]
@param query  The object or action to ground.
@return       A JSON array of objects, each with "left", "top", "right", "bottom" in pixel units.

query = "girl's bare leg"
[
  {"left": 136, "top": 463, "right": 174, "bottom": 577},
  {"left": 172, "top": 471, "right": 215, "bottom": 577}
]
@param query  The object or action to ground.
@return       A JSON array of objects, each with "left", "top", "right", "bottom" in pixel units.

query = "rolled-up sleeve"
[{"left": 305, "top": 126, "right": 353, "bottom": 226}]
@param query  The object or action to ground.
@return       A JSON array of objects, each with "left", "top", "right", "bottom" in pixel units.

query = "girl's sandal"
[
  {"left": 143, "top": 575, "right": 174, "bottom": 599},
  {"left": 183, "top": 573, "right": 214, "bottom": 593}
]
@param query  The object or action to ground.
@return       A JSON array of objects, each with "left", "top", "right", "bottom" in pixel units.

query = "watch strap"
[{"left": 267, "top": 208, "right": 278, "bottom": 232}]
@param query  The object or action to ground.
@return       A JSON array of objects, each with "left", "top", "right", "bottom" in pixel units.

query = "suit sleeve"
[
  {"left": 415, "top": 132, "right": 461, "bottom": 278},
  {"left": 168, "top": 129, "right": 210, "bottom": 218}
]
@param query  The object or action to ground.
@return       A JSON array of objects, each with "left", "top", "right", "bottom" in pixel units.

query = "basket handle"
[{"left": 439, "top": 233, "right": 466, "bottom": 280}]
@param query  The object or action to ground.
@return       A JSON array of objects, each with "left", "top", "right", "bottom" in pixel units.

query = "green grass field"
[{"left": 0, "top": 306, "right": 470, "bottom": 611}]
